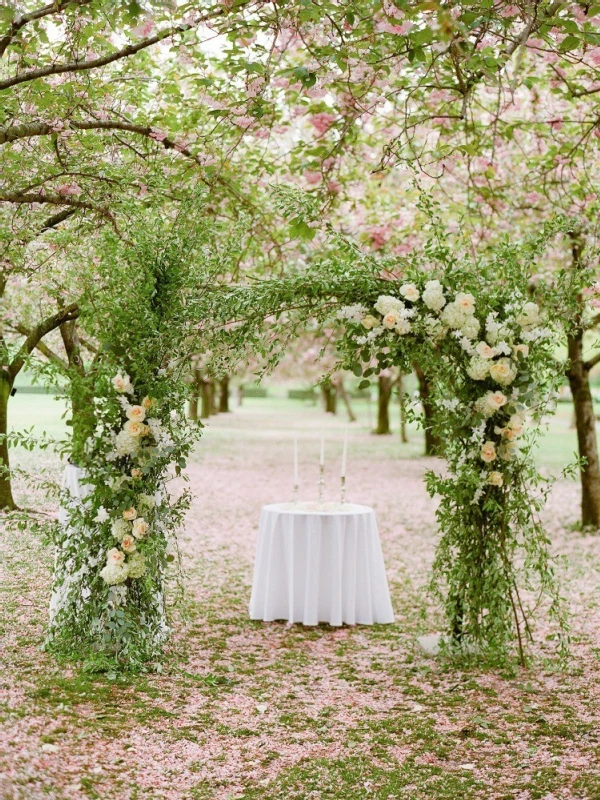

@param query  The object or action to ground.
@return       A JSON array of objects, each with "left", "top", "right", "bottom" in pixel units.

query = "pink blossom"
[
  {"left": 500, "top": 4, "right": 520, "bottom": 17},
  {"left": 149, "top": 130, "right": 167, "bottom": 142},
  {"left": 56, "top": 183, "right": 82, "bottom": 196},
  {"left": 304, "top": 170, "right": 322, "bottom": 185},
  {"left": 309, "top": 112, "right": 336, "bottom": 135},
  {"left": 132, "top": 16, "right": 155, "bottom": 38}
]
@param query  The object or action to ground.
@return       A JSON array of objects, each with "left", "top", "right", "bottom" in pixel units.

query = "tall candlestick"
[{"left": 341, "top": 427, "right": 348, "bottom": 478}]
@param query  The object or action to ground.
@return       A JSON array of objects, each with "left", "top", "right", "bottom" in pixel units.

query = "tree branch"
[
  {"left": 0, "top": 0, "right": 91, "bottom": 58},
  {"left": 9, "top": 303, "right": 79, "bottom": 381},
  {"left": 5, "top": 322, "right": 67, "bottom": 368},
  {"left": 584, "top": 351, "right": 600, "bottom": 371}
]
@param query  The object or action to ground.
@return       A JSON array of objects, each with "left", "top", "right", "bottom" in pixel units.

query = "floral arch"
[{"left": 44, "top": 204, "right": 582, "bottom": 670}]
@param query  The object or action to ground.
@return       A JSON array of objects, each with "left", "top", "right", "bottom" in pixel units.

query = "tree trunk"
[
  {"left": 567, "top": 327, "right": 600, "bottom": 528},
  {"left": 375, "top": 375, "right": 392, "bottom": 435},
  {"left": 415, "top": 364, "right": 441, "bottom": 456},
  {"left": 321, "top": 383, "right": 337, "bottom": 414},
  {"left": 335, "top": 377, "right": 356, "bottom": 422},
  {"left": 201, "top": 378, "right": 214, "bottom": 419},
  {"left": 188, "top": 367, "right": 201, "bottom": 422},
  {"left": 567, "top": 231, "right": 600, "bottom": 528},
  {"left": 219, "top": 376, "right": 230, "bottom": 413},
  {"left": 0, "top": 374, "right": 16, "bottom": 510},
  {"left": 398, "top": 373, "right": 409, "bottom": 444}
]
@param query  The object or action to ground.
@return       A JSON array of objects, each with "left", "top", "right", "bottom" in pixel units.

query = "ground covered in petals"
[{"left": 2, "top": 398, "right": 600, "bottom": 800}]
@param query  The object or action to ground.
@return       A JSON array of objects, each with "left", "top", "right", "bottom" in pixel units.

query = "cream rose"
[
  {"left": 142, "top": 396, "right": 153, "bottom": 410},
  {"left": 122, "top": 507, "right": 137, "bottom": 520},
  {"left": 485, "top": 391, "right": 508, "bottom": 411},
  {"left": 476, "top": 341, "right": 496, "bottom": 359},
  {"left": 127, "top": 405, "right": 146, "bottom": 423},
  {"left": 399, "top": 283, "right": 420, "bottom": 302},
  {"left": 121, "top": 534, "right": 137, "bottom": 554},
  {"left": 489, "top": 358, "right": 516, "bottom": 386},
  {"left": 106, "top": 547, "right": 125, "bottom": 567},
  {"left": 131, "top": 468, "right": 143, "bottom": 479},
  {"left": 508, "top": 414, "right": 525, "bottom": 436},
  {"left": 124, "top": 420, "right": 146, "bottom": 437},
  {"left": 480, "top": 441, "right": 497, "bottom": 463},
  {"left": 132, "top": 517, "right": 149, "bottom": 539},
  {"left": 488, "top": 471, "right": 504, "bottom": 487},
  {"left": 112, "top": 373, "right": 132, "bottom": 393},
  {"left": 513, "top": 344, "right": 529, "bottom": 358},
  {"left": 383, "top": 312, "right": 399, "bottom": 329},
  {"left": 361, "top": 315, "right": 379, "bottom": 330},
  {"left": 455, "top": 292, "right": 475, "bottom": 313}
]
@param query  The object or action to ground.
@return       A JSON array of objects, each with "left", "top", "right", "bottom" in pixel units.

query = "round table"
[{"left": 249, "top": 502, "right": 395, "bottom": 626}]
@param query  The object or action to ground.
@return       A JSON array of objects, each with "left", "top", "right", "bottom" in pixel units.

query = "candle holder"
[
  {"left": 318, "top": 463, "right": 325, "bottom": 503},
  {"left": 340, "top": 475, "right": 346, "bottom": 505}
]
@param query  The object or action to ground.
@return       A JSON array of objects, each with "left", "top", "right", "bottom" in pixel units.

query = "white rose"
[
  {"left": 121, "top": 534, "right": 137, "bottom": 554},
  {"left": 383, "top": 311, "right": 399, "bottom": 329},
  {"left": 476, "top": 342, "right": 496, "bottom": 359},
  {"left": 513, "top": 344, "right": 529, "bottom": 358},
  {"left": 124, "top": 420, "right": 147, "bottom": 437},
  {"left": 399, "top": 283, "right": 420, "bottom": 302},
  {"left": 106, "top": 547, "right": 125, "bottom": 567},
  {"left": 480, "top": 441, "right": 497, "bottom": 463},
  {"left": 374, "top": 295, "right": 404, "bottom": 317},
  {"left": 361, "top": 315, "right": 379, "bottom": 330},
  {"left": 455, "top": 292, "right": 476, "bottom": 313},
  {"left": 488, "top": 471, "right": 504, "bottom": 487},
  {"left": 127, "top": 405, "right": 146, "bottom": 423},
  {"left": 485, "top": 391, "right": 508, "bottom": 411},
  {"left": 122, "top": 507, "right": 137, "bottom": 520},
  {"left": 132, "top": 517, "right": 150, "bottom": 539},
  {"left": 489, "top": 358, "right": 516, "bottom": 386},
  {"left": 94, "top": 506, "right": 109, "bottom": 523},
  {"left": 112, "top": 373, "right": 133, "bottom": 394},
  {"left": 422, "top": 280, "right": 446, "bottom": 311}
]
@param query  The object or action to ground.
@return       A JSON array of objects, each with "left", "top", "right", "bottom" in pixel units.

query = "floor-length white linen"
[{"left": 250, "top": 503, "right": 395, "bottom": 626}]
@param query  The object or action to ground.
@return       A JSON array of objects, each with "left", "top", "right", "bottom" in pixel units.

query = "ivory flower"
[
  {"left": 131, "top": 468, "right": 143, "bottom": 479},
  {"left": 122, "top": 507, "right": 137, "bottom": 520},
  {"left": 142, "top": 396, "right": 153, "bottom": 410},
  {"left": 508, "top": 414, "right": 525, "bottom": 436},
  {"left": 100, "top": 563, "right": 128, "bottom": 585},
  {"left": 513, "top": 343, "right": 529, "bottom": 358},
  {"left": 121, "top": 534, "right": 137, "bottom": 554},
  {"left": 489, "top": 358, "right": 516, "bottom": 386},
  {"left": 106, "top": 547, "right": 125, "bottom": 566},
  {"left": 132, "top": 517, "right": 149, "bottom": 539},
  {"left": 112, "top": 373, "right": 133, "bottom": 394},
  {"left": 383, "top": 311, "right": 400, "bottom": 329},
  {"left": 476, "top": 342, "right": 496, "bottom": 359},
  {"left": 374, "top": 295, "right": 404, "bottom": 317},
  {"left": 127, "top": 405, "right": 146, "bottom": 423},
  {"left": 488, "top": 471, "right": 504, "bottom": 487},
  {"left": 455, "top": 292, "right": 476, "bottom": 313},
  {"left": 111, "top": 518, "right": 130, "bottom": 541},
  {"left": 480, "top": 441, "right": 497, "bottom": 463},
  {"left": 467, "top": 356, "right": 490, "bottom": 381},
  {"left": 124, "top": 420, "right": 146, "bottom": 437},
  {"left": 361, "top": 315, "right": 379, "bottom": 330},
  {"left": 485, "top": 391, "right": 508, "bottom": 411},
  {"left": 127, "top": 552, "right": 147, "bottom": 579},
  {"left": 395, "top": 319, "right": 412, "bottom": 335},
  {"left": 399, "top": 283, "right": 420, "bottom": 302},
  {"left": 422, "top": 280, "right": 446, "bottom": 311},
  {"left": 94, "top": 506, "right": 109, "bottom": 523}
]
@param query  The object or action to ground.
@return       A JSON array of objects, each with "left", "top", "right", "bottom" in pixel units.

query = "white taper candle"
[
  {"left": 341, "top": 427, "right": 348, "bottom": 478},
  {"left": 319, "top": 432, "right": 325, "bottom": 466},
  {"left": 294, "top": 436, "right": 299, "bottom": 486}
]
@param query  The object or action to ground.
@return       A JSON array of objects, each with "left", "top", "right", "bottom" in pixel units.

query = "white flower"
[
  {"left": 485, "top": 391, "right": 508, "bottom": 412},
  {"left": 127, "top": 405, "right": 146, "bottom": 423},
  {"left": 455, "top": 292, "right": 476, "bottom": 314},
  {"left": 399, "top": 283, "right": 420, "bottom": 302},
  {"left": 382, "top": 311, "right": 400, "bottom": 329},
  {"left": 480, "top": 441, "right": 497, "bottom": 463},
  {"left": 367, "top": 327, "right": 384, "bottom": 341},
  {"left": 100, "top": 563, "right": 128, "bottom": 585},
  {"left": 337, "top": 304, "right": 367, "bottom": 322},
  {"left": 495, "top": 341, "right": 512, "bottom": 356},
  {"left": 94, "top": 506, "right": 109, "bottom": 523},
  {"left": 112, "top": 373, "right": 133, "bottom": 394},
  {"left": 122, "top": 507, "right": 137, "bottom": 520},
  {"left": 137, "top": 493, "right": 155, "bottom": 511},
  {"left": 488, "top": 471, "right": 504, "bottom": 487},
  {"left": 489, "top": 358, "right": 516, "bottom": 386},
  {"left": 424, "top": 315, "right": 446, "bottom": 340},
  {"left": 115, "top": 428, "right": 140, "bottom": 457},
  {"left": 374, "top": 295, "right": 405, "bottom": 317},
  {"left": 475, "top": 342, "right": 496, "bottom": 359},
  {"left": 422, "top": 280, "right": 446, "bottom": 311},
  {"left": 467, "top": 356, "right": 490, "bottom": 381},
  {"left": 111, "top": 518, "right": 130, "bottom": 541},
  {"left": 121, "top": 534, "right": 137, "bottom": 554},
  {"left": 124, "top": 420, "right": 147, "bottom": 437},
  {"left": 516, "top": 301, "right": 541, "bottom": 329},
  {"left": 485, "top": 313, "right": 500, "bottom": 345},
  {"left": 126, "top": 552, "right": 147, "bottom": 579},
  {"left": 460, "top": 316, "right": 480, "bottom": 340},
  {"left": 132, "top": 517, "right": 149, "bottom": 539},
  {"left": 441, "top": 303, "right": 465, "bottom": 329},
  {"left": 106, "top": 547, "right": 125, "bottom": 567},
  {"left": 395, "top": 318, "right": 412, "bottom": 335}
]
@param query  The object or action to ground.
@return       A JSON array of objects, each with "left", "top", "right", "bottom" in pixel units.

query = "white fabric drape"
[{"left": 250, "top": 503, "right": 395, "bottom": 626}]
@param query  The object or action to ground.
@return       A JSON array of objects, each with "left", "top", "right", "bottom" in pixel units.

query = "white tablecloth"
[{"left": 249, "top": 502, "right": 395, "bottom": 626}]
